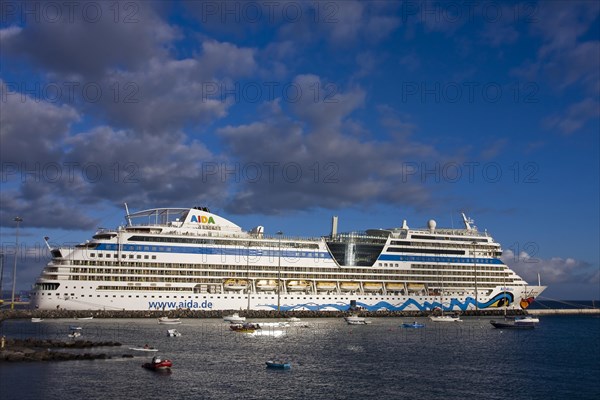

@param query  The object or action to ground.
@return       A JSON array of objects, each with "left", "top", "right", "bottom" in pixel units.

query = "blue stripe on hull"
[{"left": 260, "top": 293, "right": 513, "bottom": 312}]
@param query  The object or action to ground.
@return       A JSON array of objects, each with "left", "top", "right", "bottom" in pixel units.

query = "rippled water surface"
[{"left": 1, "top": 316, "right": 599, "bottom": 400}]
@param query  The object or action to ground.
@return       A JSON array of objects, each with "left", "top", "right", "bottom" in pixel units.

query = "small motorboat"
[
  {"left": 514, "top": 316, "right": 540, "bottom": 323},
  {"left": 75, "top": 316, "right": 93, "bottom": 320},
  {"left": 158, "top": 317, "right": 181, "bottom": 325},
  {"left": 142, "top": 356, "right": 173, "bottom": 371},
  {"left": 230, "top": 322, "right": 259, "bottom": 333},
  {"left": 130, "top": 345, "right": 159, "bottom": 352},
  {"left": 429, "top": 315, "right": 462, "bottom": 322},
  {"left": 344, "top": 314, "right": 371, "bottom": 325},
  {"left": 68, "top": 326, "right": 83, "bottom": 338},
  {"left": 490, "top": 320, "right": 535, "bottom": 330},
  {"left": 255, "top": 322, "right": 290, "bottom": 328},
  {"left": 266, "top": 361, "right": 291, "bottom": 370},
  {"left": 402, "top": 322, "right": 425, "bottom": 328},
  {"left": 223, "top": 313, "right": 246, "bottom": 323},
  {"left": 167, "top": 329, "right": 182, "bottom": 337},
  {"left": 31, "top": 318, "right": 43, "bottom": 323}
]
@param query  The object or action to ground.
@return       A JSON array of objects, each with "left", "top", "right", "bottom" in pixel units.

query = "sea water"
[{"left": 0, "top": 316, "right": 599, "bottom": 400}]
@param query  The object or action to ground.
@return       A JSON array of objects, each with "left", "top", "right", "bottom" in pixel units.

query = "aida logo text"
[{"left": 191, "top": 215, "right": 216, "bottom": 224}]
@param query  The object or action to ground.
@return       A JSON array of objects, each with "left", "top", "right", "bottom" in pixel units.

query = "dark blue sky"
[{"left": 0, "top": 1, "right": 598, "bottom": 299}]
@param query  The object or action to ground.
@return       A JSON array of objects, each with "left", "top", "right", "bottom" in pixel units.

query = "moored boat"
[
  {"left": 344, "top": 314, "right": 371, "bottom": 325},
  {"left": 514, "top": 316, "right": 540, "bottom": 323},
  {"left": 130, "top": 345, "right": 159, "bottom": 352},
  {"left": 167, "top": 329, "right": 182, "bottom": 337},
  {"left": 158, "top": 317, "right": 181, "bottom": 325},
  {"left": 230, "top": 322, "right": 259, "bottom": 333},
  {"left": 142, "top": 356, "right": 172, "bottom": 371},
  {"left": 266, "top": 361, "right": 291, "bottom": 370},
  {"left": 429, "top": 315, "right": 462, "bottom": 322},
  {"left": 490, "top": 320, "right": 535, "bottom": 329},
  {"left": 223, "top": 313, "right": 245, "bottom": 323},
  {"left": 31, "top": 318, "right": 43, "bottom": 323},
  {"left": 402, "top": 322, "right": 425, "bottom": 328}
]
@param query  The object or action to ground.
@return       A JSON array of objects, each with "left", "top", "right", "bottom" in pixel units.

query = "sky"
[{"left": 0, "top": 1, "right": 598, "bottom": 300}]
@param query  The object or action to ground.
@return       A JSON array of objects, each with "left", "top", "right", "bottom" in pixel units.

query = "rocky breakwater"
[{"left": 0, "top": 338, "right": 122, "bottom": 363}]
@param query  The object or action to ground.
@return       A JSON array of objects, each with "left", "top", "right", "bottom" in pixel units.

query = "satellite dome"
[{"left": 427, "top": 219, "right": 436, "bottom": 232}]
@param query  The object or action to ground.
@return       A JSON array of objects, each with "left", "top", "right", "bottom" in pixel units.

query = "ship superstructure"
[{"left": 31, "top": 207, "right": 545, "bottom": 311}]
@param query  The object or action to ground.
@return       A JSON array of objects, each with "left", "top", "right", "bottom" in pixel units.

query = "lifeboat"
[
  {"left": 287, "top": 280, "right": 310, "bottom": 291},
  {"left": 316, "top": 281, "right": 337, "bottom": 291},
  {"left": 363, "top": 283, "right": 383, "bottom": 292},
  {"left": 223, "top": 278, "right": 248, "bottom": 290},
  {"left": 340, "top": 282, "right": 360, "bottom": 291},
  {"left": 386, "top": 282, "right": 404, "bottom": 291},
  {"left": 256, "top": 279, "right": 278, "bottom": 291}
]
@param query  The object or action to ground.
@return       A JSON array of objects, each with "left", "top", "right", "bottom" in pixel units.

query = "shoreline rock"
[
  {"left": 0, "top": 338, "right": 122, "bottom": 363},
  {"left": 0, "top": 308, "right": 526, "bottom": 322}
]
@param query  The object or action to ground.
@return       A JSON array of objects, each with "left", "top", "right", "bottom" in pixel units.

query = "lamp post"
[
  {"left": 472, "top": 240, "right": 478, "bottom": 311},
  {"left": 11, "top": 217, "right": 23, "bottom": 310},
  {"left": 276, "top": 231, "right": 283, "bottom": 312}
]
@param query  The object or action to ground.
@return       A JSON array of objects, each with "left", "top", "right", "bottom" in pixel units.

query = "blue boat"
[
  {"left": 402, "top": 322, "right": 425, "bottom": 328},
  {"left": 266, "top": 361, "right": 291, "bottom": 370}
]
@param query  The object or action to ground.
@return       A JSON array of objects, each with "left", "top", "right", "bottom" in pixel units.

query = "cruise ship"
[{"left": 30, "top": 206, "right": 546, "bottom": 311}]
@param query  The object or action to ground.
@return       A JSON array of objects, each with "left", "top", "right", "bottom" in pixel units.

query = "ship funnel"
[
  {"left": 331, "top": 216, "right": 338, "bottom": 236},
  {"left": 401, "top": 219, "right": 409, "bottom": 229}
]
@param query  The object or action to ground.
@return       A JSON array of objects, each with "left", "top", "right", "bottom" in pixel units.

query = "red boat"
[{"left": 142, "top": 356, "right": 173, "bottom": 371}]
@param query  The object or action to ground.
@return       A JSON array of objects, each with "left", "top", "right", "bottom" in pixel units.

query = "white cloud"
[{"left": 501, "top": 249, "right": 598, "bottom": 285}]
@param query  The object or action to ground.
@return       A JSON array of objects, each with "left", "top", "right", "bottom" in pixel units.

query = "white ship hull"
[{"left": 30, "top": 207, "right": 546, "bottom": 311}]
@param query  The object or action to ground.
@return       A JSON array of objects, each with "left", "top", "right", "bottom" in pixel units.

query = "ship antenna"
[
  {"left": 461, "top": 212, "right": 471, "bottom": 231},
  {"left": 43, "top": 236, "right": 52, "bottom": 251},
  {"left": 124, "top": 203, "right": 132, "bottom": 226}
]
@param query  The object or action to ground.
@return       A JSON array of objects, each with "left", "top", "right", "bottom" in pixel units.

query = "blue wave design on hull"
[{"left": 259, "top": 293, "right": 513, "bottom": 312}]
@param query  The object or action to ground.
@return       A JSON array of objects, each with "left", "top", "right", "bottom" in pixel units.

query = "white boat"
[
  {"left": 158, "top": 317, "right": 181, "bottom": 325},
  {"left": 75, "top": 316, "right": 93, "bottom": 320},
  {"left": 129, "top": 346, "right": 159, "bottom": 352},
  {"left": 429, "top": 315, "right": 462, "bottom": 322},
  {"left": 514, "top": 316, "right": 540, "bottom": 323},
  {"left": 31, "top": 318, "right": 43, "bottom": 323},
  {"left": 223, "top": 313, "right": 245, "bottom": 323},
  {"left": 344, "top": 314, "right": 371, "bottom": 325},
  {"left": 30, "top": 208, "right": 546, "bottom": 312},
  {"left": 167, "top": 329, "right": 182, "bottom": 337},
  {"left": 287, "top": 317, "right": 301, "bottom": 322},
  {"left": 255, "top": 321, "right": 290, "bottom": 328},
  {"left": 68, "top": 331, "right": 81, "bottom": 338}
]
